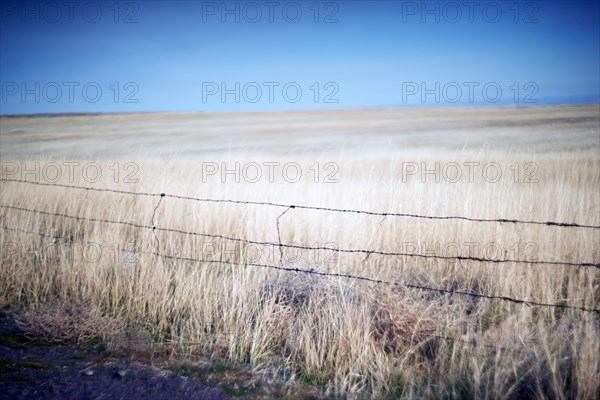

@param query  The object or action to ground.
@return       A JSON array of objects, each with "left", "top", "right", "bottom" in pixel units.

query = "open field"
[
  {"left": 1, "top": 106, "right": 599, "bottom": 156},
  {"left": 1, "top": 105, "right": 599, "bottom": 398}
]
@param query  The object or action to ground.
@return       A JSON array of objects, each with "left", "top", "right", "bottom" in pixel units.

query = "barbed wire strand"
[
  {"left": 2, "top": 178, "right": 599, "bottom": 229},
  {"left": 1, "top": 223, "right": 598, "bottom": 315},
  {"left": 2, "top": 204, "right": 598, "bottom": 269},
  {"left": 0, "top": 226, "right": 544, "bottom": 349}
]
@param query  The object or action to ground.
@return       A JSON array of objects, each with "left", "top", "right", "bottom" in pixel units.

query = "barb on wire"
[
  {"left": 2, "top": 178, "right": 599, "bottom": 229},
  {"left": 379, "top": 214, "right": 387, "bottom": 227}
]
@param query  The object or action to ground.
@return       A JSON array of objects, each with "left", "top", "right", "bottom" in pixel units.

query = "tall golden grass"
[{"left": 1, "top": 150, "right": 599, "bottom": 399}]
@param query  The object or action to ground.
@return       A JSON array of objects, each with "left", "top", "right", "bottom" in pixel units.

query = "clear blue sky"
[{"left": 1, "top": 0, "right": 599, "bottom": 113}]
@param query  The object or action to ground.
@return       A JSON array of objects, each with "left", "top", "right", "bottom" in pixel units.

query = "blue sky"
[{"left": 0, "top": 0, "right": 599, "bottom": 113}]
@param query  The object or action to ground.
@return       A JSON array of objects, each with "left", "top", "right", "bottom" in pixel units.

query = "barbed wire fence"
[{"left": 1, "top": 178, "right": 599, "bottom": 315}]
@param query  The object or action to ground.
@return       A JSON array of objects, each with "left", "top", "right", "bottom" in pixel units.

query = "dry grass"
[
  {"left": 15, "top": 299, "right": 123, "bottom": 344},
  {"left": 0, "top": 144, "right": 599, "bottom": 398}
]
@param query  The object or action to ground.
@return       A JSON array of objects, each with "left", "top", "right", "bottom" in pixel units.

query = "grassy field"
[{"left": 1, "top": 106, "right": 599, "bottom": 398}]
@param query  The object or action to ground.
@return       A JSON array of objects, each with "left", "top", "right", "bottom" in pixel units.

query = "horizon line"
[{"left": 2, "top": 102, "right": 599, "bottom": 118}]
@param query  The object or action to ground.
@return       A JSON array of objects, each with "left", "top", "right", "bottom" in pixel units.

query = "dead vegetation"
[
  {"left": 1, "top": 128, "right": 599, "bottom": 398},
  {"left": 15, "top": 299, "right": 122, "bottom": 344}
]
